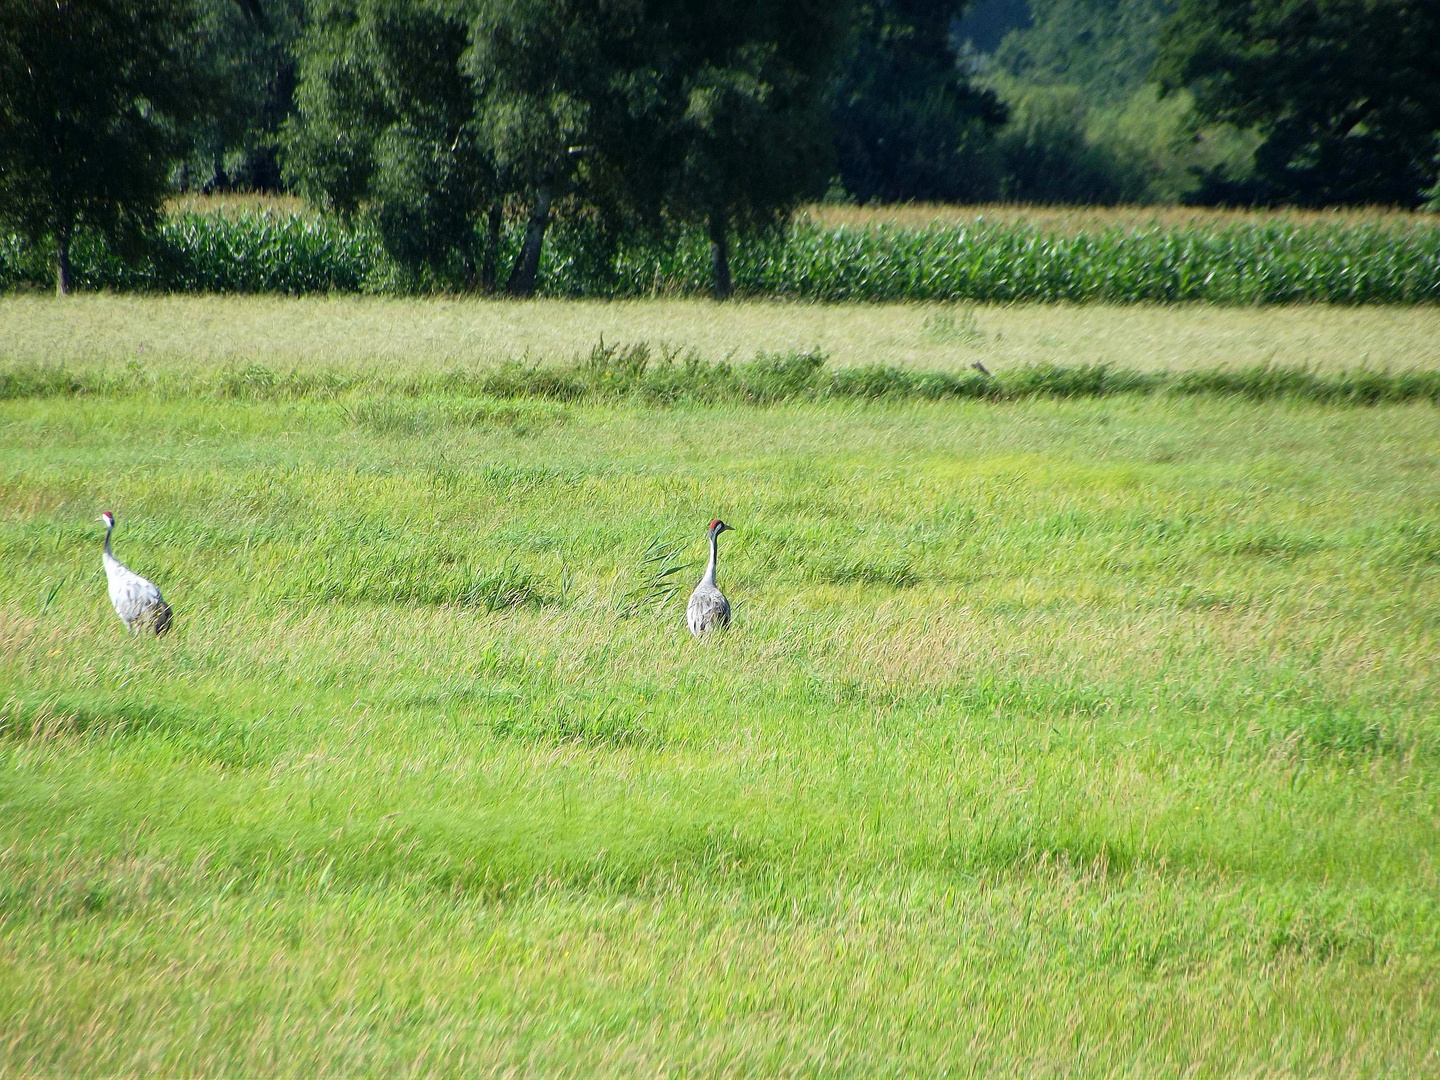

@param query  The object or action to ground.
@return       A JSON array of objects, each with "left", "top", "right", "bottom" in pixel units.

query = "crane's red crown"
[
  {"left": 101, "top": 511, "right": 114, "bottom": 524},
  {"left": 709, "top": 518, "right": 721, "bottom": 530}
]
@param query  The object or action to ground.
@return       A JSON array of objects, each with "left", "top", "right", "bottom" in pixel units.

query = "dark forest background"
[
  {"left": 161, "top": 0, "right": 1436, "bottom": 209},
  {"left": 165, "top": 0, "right": 1428, "bottom": 208},
  {"left": 3, "top": 0, "right": 1437, "bottom": 295}
]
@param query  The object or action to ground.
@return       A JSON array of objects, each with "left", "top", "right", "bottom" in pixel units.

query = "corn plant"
[{"left": 3, "top": 210, "right": 1438, "bottom": 303}]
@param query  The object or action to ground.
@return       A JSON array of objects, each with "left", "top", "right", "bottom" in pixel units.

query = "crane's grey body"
[
  {"left": 686, "top": 520, "right": 732, "bottom": 636},
  {"left": 101, "top": 513, "right": 172, "bottom": 635}
]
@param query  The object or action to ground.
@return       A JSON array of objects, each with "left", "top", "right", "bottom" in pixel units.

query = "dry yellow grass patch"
[
  {"left": 799, "top": 202, "right": 1440, "bottom": 234},
  {"left": 163, "top": 195, "right": 1437, "bottom": 236},
  {"left": 167, "top": 192, "right": 311, "bottom": 218},
  {"left": 5, "top": 294, "right": 1439, "bottom": 376}
]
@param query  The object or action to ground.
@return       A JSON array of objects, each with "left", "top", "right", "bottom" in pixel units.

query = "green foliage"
[
  {"left": 828, "top": 0, "right": 1008, "bottom": 203},
  {"left": 0, "top": 211, "right": 379, "bottom": 293},
  {"left": 1155, "top": 0, "right": 1440, "bottom": 207},
  {"left": 7, "top": 350, "right": 1440, "bottom": 408},
  {"left": 829, "top": 0, "right": 1223, "bottom": 205},
  {"left": 283, "top": 0, "right": 492, "bottom": 285},
  {"left": 972, "top": 0, "right": 1260, "bottom": 204},
  {"left": 648, "top": 0, "right": 852, "bottom": 297},
  {"left": 612, "top": 532, "right": 693, "bottom": 618},
  {"left": 6, "top": 209, "right": 1440, "bottom": 302},
  {"left": 994, "top": 0, "right": 1175, "bottom": 104},
  {"left": 988, "top": 81, "right": 1137, "bottom": 202},
  {"left": 666, "top": 0, "right": 853, "bottom": 226},
  {"left": 180, "top": 0, "right": 304, "bottom": 193},
  {"left": 280, "top": 0, "right": 850, "bottom": 296},
  {"left": 0, "top": 0, "right": 211, "bottom": 293},
  {"left": 467, "top": 0, "right": 658, "bottom": 196},
  {"left": 467, "top": 0, "right": 683, "bottom": 294}
]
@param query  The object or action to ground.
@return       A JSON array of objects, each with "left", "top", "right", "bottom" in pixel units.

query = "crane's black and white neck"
[
  {"left": 686, "top": 519, "right": 733, "bottom": 637},
  {"left": 99, "top": 511, "right": 173, "bottom": 636}
]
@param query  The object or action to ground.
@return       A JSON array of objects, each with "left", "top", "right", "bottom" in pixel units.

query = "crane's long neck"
[
  {"left": 702, "top": 529, "right": 719, "bottom": 587},
  {"left": 103, "top": 523, "right": 114, "bottom": 560}
]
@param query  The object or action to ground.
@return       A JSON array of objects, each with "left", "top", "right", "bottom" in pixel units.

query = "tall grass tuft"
[
  {"left": 5, "top": 352, "right": 1440, "bottom": 407},
  {"left": 613, "top": 532, "right": 694, "bottom": 618}
]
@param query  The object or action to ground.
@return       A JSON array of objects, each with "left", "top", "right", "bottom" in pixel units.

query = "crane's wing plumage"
[
  {"left": 686, "top": 583, "right": 730, "bottom": 636},
  {"left": 104, "top": 554, "right": 171, "bottom": 635}
]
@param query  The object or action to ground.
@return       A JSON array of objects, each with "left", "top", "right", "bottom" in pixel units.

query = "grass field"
[
  {"left": 6, "top": 294, "right": 1440, "bottom": 375},
  {"left": 2, "top": 297, "right": 1439, "bottom": 1076}
]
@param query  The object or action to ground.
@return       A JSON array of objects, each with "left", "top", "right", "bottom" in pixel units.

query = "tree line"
[{"left": 2, "top": 0, "right": 1437, "bottom": 297}]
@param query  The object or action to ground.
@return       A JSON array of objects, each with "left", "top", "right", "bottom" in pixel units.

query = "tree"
[
  {"left": 829, "top": 0, "right": 1007, "bottom": 204},
  {"left": 284, "top": 0, "right": 495, "bottom": 288},
  {"left": 286, "top": 0, "right": 850, "bottom": 299},
  {"left": 287, "top": 0, "right": 662, "bottom": 294},
  {"left": 994, "top": 0, "right": 1176, "bottom": 106},
  {"left": 653, "top": 0, "right": 851, "bottom": 298},
  {"left": 0, "top": 0, "right": 208, "bottom": 294},
  {"left": 1155, "top": 0, "right": 1440, "bottom": 206},
  {"left": 467, "top": 0, "right": 666, "bottom": 296},
  {"left": 181, "top": 0, "right": 304, "bottom": 193}
]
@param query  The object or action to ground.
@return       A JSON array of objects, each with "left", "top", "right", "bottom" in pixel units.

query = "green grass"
[
  {"left": 2, "top": 317, "right": 1439, "bottom": 1075},
  {"left": 8, "top": 343, "right": 1440, "bottom": 409}
]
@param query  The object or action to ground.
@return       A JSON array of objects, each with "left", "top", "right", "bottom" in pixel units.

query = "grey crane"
[
  {"left": 686, "top": 519, "right": 733, "bottom": 636},
  {"left": 99, "top": 511, "right": 172, "bottom": 635}
]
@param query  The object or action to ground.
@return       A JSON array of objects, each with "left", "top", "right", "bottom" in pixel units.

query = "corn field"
[{"left": 3, "top": 209, "right": 1439, "bottom": 303}]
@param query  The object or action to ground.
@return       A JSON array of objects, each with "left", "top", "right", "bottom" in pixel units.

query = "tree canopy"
[
  {"left": 829, "top": 0, "right": 1007, "bottom": 204},
  {"left": 284, "top": 0, "right": 494, "bottom": 286},
  {"left": 649, "top": 0, "right": 850, "bottom": 295},
  {"left": 994, "top": 0, "right": 1176, "bottom": 105},
  {"left": 184, "top": 0, "right": 304, "bottom": 192},
  {"left": 1155, "top": 0, "right": 1440, "bottom": 206},
  {"left": 0, "top": 0, "right": 210, "bottom": 293},
  {"left": 5, "top": 0, "right": 1439, "bottom": 300},
  {"left": 283, "top": 0, "right": 848, "bottom": 297}
]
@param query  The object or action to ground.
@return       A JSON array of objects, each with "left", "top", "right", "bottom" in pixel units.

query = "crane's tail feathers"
[{"left": 141, "top": 602, "right": 173, "bottom": 636}]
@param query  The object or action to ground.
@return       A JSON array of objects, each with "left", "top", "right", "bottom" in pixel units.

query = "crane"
[
  {"left": 686, "top": 519, "right": 733, "bottom": 636},
  {"left": 99, "top": 512, "right": 172, "bottom": 635}
]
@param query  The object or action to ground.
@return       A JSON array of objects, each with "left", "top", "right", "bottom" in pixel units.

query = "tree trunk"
[
  {"left": 708, "top": 210, "right": 732, "bottom": 301},
  {"left": 481, "top": 203, "right": 502, "bottom": 294},
  {"left": 207, "top": 150, "right": 227, "bottom": 194},
  {"left": 506, "top": 167, "right": 555, "bottom": 297},
  {"left": 55, "top": 232, "right": 72, "bottom": 297}
]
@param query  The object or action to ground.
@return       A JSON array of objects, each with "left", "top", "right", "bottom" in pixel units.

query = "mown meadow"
[
  {"left": 6, "top": 293, "right": 1440, "bottom": 377},
  {"left": 1, "top": 296, "right": 1438, "bottom": 1076}
]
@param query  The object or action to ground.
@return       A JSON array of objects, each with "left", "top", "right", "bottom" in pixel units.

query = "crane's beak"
[{"left": 720, "top": 523, "right": 734, "bottom": 533}]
